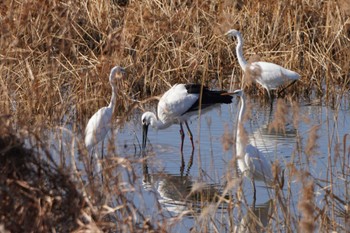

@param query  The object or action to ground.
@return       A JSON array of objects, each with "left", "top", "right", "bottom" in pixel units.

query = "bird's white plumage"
[
  {"left": 84, "top": 66, "right": 125, "bottom": 152},
  {"left": 234, "top": 89, "right": 273, "bottom": 185},
  {"left": 141, "top": 83, "right": 233, "bottom": 152},
  {"left": 243, "top": 144, "right": 273, "bottom": 183},
  {"left": 157, "top": 84, "right": 199, "bottom": 125},
  {"left": 85, "top": 107, "right": 113, "bottom": 152},
  {"left": 249, "top": 62, "right": 300, "bottom": 91},
  {"left": 226, "top": 29, "right": 300, "bottom": 96},
  {"left": 142, "top": 84, "right": 200, "bottom": 131}
]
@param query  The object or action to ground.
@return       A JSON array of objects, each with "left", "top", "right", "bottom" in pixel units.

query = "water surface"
[{"left": 111, "top": 95, "right": 350, "bottom": 232}]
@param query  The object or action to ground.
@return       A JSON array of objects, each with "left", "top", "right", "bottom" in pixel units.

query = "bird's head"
[
  {"left": 141, "top": 112, "right": 153, "bottom": 127},
  {"left": 225, "top": 29, "right": 241, "bottom": 40},
  {"left": 109, "top": 66, "right": 126, "bottom": 84}
]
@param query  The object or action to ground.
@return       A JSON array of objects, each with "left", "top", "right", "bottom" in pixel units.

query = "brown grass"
[
  {"left": 298, "top": 178, "right": 316, "bottom": 233},
  {"left": 305, "top": 125, "right": 320, "bottom": 161},
  {"left": 1, "top": 0, "right": 350, "bottom": 232},
  {"left": 268, "top": 98, "right": 288, "bottom": 134},
  {"left": 0, "top": 117, "right": 84, "bottom": 232},
  {"left": 1, "top": 0, "right": 350, "bottom": 125}
]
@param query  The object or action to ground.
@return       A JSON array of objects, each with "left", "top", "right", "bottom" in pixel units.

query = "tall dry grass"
[
  {"left": 1, "top": 0, "right": 350, "bottom": 232},
  {"left": 1, "top": 0, "right": 350, "bottom": 125}
]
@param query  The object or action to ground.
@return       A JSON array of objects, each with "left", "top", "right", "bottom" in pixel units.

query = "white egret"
[
  {"left": 84, "top": 66, "right": 126, "bottom": 175},
  {"left": 142, "top": 84, "right": 233, "bottom": 152},
  {"left": 226, "top": 29, "right": 300, "bottom": 101},
  {"left": 233, "top": 89, "right": 274, "bottom": 201}
]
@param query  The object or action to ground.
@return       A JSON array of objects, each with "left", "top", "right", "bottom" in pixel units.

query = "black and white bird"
[{"left": 141, "top": 84, "right": 233, "bottom": 152}]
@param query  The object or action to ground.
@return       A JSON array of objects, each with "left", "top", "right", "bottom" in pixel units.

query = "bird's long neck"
[
  {"left": 108, "top": 84, "right": 117, "bottom": 111},
  {"left": 235, "top": 33, "right": 248, "bottom": 71},
  {"left": 148, "top": 112, "right": 172, "bottom": 130},
  {"left": 236, "top": 94, "right": 247, "bottom": 158}
]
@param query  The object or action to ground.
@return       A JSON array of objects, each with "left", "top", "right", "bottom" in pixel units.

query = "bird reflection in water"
[
  {"left": 235, "top": 199, "right": 273, "bottom": 233},
  {"left": 250, "top": 122, "right": 297, "bottom": 155},
  {"left": 142, "top": 150, "right": 228, "bottom": 216}
]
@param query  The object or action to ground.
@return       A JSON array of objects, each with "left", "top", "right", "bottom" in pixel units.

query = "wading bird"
[
  {"left": 85, "top": 66, "right": 126, "bottom": 175},
  {"left": 226, "top": 29, "right": 300, "bottom": 103},
  {"left": 232, "top": 89, "right": 273, "bottom": 202},
  {"left": 142, "top": 84, "right": 233, "bottom": 153}
]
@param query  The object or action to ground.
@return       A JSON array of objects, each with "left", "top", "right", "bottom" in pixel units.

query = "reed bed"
[
  {"left": 1, "top": 0, "right": 350, "bottom": 124},
  {"left": 1, "top": 0, "right": 350, "bottom": 232}
]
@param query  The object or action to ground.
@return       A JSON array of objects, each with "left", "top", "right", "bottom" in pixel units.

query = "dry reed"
[
  {"left": 298, "top": 179, "right": 315, "bottom": 233},
  {"left": 1, "top": 0, "right": 350, "bottom": 232},
  {"left": 2, "top": 0, "right": 350, "bottom": 126}
]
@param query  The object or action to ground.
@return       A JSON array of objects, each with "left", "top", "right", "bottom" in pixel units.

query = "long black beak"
[{"left": 142, "top": 124, "right": 149, "bottom": 152}]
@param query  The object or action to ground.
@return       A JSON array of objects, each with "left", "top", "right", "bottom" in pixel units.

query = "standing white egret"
[
  {"left": 85, "top": 66, "right": 126, "bottom": 175},
  {"left": 142, "top": 84, "right": 233, "bottom": 153},
  {"left": 226, "top": 29, "right": 300, "bottom": 101},
  {"left": 233, "top": 89, "right": 273, "bottom": 201}
]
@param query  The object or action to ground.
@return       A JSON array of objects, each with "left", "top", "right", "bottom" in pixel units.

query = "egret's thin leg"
[
  {"left": 185, "top": 121, "right": 195, "bottom": 151},
  {"left": 269, "top": 98, "right": 274, "bottom": 118},
  {"left": 101, "top": 140, "right": 104, "bottom": 160},
  {"left": 266, "top": 90, "right": 274, "bottom": 118},
  {"left": 89, "top": 149, "right": 94, "bottom": 179},
  {"left": 100, "top": 140, "right": 104, "bottom": 182},
  {"left": 266, "top": 89, "right": 272, "bottom": 102},
  {"left": 278, "top": 80, "right": 297, "bottom": 96},
  {"left": 90, "top": 148, "right": 94, "bottom": 171},
  {"left": 179, "top": 123, "right": 185, "bottom": 153}
]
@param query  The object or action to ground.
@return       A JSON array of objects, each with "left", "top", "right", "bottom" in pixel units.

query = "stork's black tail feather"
[{"left": 184, "top": 84, "right": 233, "bottom": 112}]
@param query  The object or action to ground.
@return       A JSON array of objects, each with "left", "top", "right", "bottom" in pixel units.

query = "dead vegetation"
[
  {"left": 1, "top": 0, "right": 350, "bottom": 232},
  {"left": 1, "top": 0, "right": 350, "bottom": 125}
]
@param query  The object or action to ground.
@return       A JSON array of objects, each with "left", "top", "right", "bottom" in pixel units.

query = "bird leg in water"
[
  {"left": 180, "top": 151, "right": 185, "bottom": 176},
  {"left": 269, "top": 99, "right": 274, "bottom": 119},
  {"left": 251, "top": 178, "right": 257, "bottom": 207},
  {"left": 278, "top": 169, "right": 285, "bottom": 190},
  {"left": 186, "top": 149, "right": 194, "bottom": 176},
  {"left": 185, "top": 121, "right": 195, "bottom": 151},
  {"left": 179, "top": 123, "right": 185, "bottom": 152},
  {"left": 265, "top": 89, "right": 274, "bottom": 116},
  {"left": 90, "top": 149, "right": 94, "bottom": 171}
]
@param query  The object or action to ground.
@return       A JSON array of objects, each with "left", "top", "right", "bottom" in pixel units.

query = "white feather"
[
  {"left": 157, "top": 84, "right": 199, "bottom": 124},
  {"left": 234, "top": 89, "right": 273, "bottom": 185},
  {"left": 226, "top": 29, "right": 300, "bottom": 96}
]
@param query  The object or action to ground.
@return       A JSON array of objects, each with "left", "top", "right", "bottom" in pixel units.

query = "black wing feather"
[{"left": 184, "top": 84, "right": 233, "bottom": 113}]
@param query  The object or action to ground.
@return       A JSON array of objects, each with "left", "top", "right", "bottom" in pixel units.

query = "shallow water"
[
  {"left": 109, "top": 95, "right": 350, "bottom": 232},
  {"left": 42, "top": 94, "right": 350, "bottom": 231}
]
